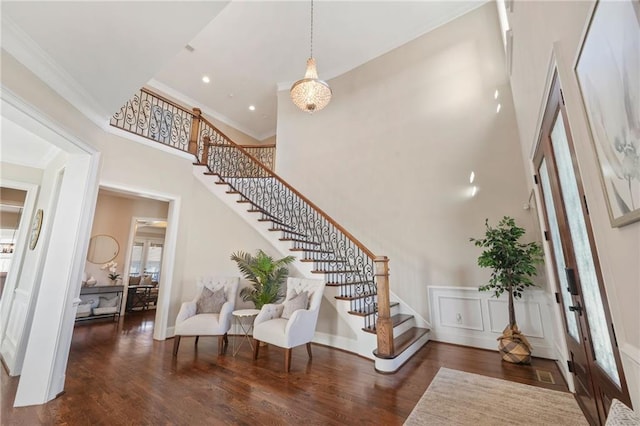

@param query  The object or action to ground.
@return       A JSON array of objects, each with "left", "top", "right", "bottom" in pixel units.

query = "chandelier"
[{"left": 290, "top": 0, "right": 332, "bottom": 113}]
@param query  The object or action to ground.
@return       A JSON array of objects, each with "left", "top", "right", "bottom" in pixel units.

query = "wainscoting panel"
[
  {"left": 428, "top": 286, "right": 557, "bottom": 359},
  {"left": 437, "top": 296, "right": 483, "bottom": 331},
  {"left": 0, "top": 288, "right": 30, "bottom": 373},
  {"left": 487, "top": 299, "right": 545, "bottom": 338}
]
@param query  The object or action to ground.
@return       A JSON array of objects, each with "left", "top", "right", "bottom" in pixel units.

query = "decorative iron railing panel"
[
  {"left": 111, "top": 89, "right": 275, "bottom": 171},
  {"left": 243, "top": 145, "right": 275, "bottom": 170},
  {"left": 111, "top": 89, "right": 192, "bottom": 151},
  {"left": 205, "top": 145, "right": 378, "bottom": 328}
]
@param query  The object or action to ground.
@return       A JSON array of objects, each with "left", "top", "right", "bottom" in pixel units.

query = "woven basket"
[{"left": 498, "top": 324, "right": 532, "bottom": 364}]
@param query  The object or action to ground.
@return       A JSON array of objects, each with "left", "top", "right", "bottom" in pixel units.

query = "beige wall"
[
  {"left": 276, "top": 3, "right": 535, "bottom": 322},
  {"left": 507, "top": 0, "right": 639, "bottom": 408},
  {"left": 84, "top": 191, "right": 169, "bottom": 284}
]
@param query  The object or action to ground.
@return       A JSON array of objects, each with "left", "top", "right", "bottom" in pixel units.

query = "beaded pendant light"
[{"left": 290, "top": 0, "right": 332, "bottom": 113}]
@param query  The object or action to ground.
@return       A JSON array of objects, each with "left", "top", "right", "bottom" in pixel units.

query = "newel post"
[
  {"left": 374, "top": 256, "right": 394, "bottom": 357},
  {"left": 189, "top": 107, "right": 202, "bottom": 160}
]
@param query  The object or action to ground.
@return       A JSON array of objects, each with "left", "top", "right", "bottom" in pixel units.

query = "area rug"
[{"left": 404, "top": 367, "right": 588, "bottom": 425}]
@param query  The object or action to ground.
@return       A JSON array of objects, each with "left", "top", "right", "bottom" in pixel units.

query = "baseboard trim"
[{"left": 431, "top": 331, "right": 556, "bottom": 359}]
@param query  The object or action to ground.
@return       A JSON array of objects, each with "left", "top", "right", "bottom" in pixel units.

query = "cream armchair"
[
  {"left": 252, "top": 277, "right": 326, "bottom": 372},
  {"left": 173, "top": 276, "right": 239, "bottom": 357}
]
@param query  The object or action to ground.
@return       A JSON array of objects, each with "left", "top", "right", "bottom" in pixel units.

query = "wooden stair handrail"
[
  {"left": 200, "top": 117, "right": 377, "bottom": 260},
  {"left": 141, "top": 87, "right": 193, "bottom": 115}
]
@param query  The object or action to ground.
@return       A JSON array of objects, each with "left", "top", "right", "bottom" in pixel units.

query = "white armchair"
[
  {"left": 173, "top": 276, "right": 239, "bottom": 357},
  {"left": 252, "top": 277, "right": 326, "bottom": 372}
]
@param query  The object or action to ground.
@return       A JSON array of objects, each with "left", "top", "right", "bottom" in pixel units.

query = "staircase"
[{"left": 111, "top": 88, "right": 430, "bottom": 372}]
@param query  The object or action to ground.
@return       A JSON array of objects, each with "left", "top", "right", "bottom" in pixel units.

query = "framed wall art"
[{"left": 575, "top": 0, "right": 640, "bottom": 227}]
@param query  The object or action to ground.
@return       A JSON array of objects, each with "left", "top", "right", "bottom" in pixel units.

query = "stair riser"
[
  {"left": 392, "top": 318, "right": 415, "bottom": 338},
  {"left": 374, "top": 331, "right": 430, "bottom": 373}
]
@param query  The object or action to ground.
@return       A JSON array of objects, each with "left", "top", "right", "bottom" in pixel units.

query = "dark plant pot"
[{"left": 497, "top": 324, "right": 532, "bottom": 364}]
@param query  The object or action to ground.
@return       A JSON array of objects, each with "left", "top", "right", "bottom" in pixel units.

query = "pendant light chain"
[{"left": 310, "top": 0, "right": 314, "bottom": 59}]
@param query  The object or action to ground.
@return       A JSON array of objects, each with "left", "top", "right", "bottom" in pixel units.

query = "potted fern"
[
  {"left": 230, "top": 250, "right": 295, "bottom": 309},
  {"left": 470, "top": 216, "right": 544, "bottom": 364}
]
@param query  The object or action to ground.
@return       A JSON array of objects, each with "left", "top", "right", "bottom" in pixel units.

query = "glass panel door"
[
  {"left": 539, "top": 159, "right": 580, "bottom": 341},
  {"left": 549, "top": 116, "right": 619, "bottom": 386}
]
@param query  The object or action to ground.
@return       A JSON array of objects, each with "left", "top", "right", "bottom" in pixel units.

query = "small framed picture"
[{"left": 29, "top": 209, "right": 43, "bottom": 250}]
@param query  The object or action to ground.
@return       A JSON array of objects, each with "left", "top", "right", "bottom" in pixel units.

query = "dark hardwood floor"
[{"left": 2, "top": 311, "right": 569, "bottom": 425}]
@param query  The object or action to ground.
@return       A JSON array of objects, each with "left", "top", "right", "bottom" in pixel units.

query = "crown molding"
[{"left": 1, "top": 15, "right": 111, "bottom": 129}]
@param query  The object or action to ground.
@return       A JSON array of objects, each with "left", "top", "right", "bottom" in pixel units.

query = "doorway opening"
[
  {"left": 81, "top": 188, "right": 171, "bottom": 339},
  {"left": 0, "top": 187, "right": 26, "bottom": 300},
  {"left": 124, "top": 219, "right": 166, "bottom": 314}
]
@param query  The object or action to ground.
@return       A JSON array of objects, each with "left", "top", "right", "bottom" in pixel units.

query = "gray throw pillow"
[
  {"left": 98, "top": 295, "right": 119, "bottom": 308},
  {"left": 196, "top": 286, "right": 226, "bottom": 314},
  {"left": 282, "top": 291, "right": 308, "bottom": 320}
]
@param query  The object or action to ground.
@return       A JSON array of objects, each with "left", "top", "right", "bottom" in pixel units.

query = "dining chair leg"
[
  {"left": 285, "top": 348, "right": 292, "bottom": 372},
  {"left": 223, "top": 333, "right": 229, "bottom": 354},
  {"left": 172, "top": 336, "right": 181, "bottom": 356},
  {"left": 195, "top": 336, "right": 200, "bottom": 347},
  {"left": 253, "top": 339, "right": 260, "bottom": 360},
  {"left": 306, "top": 342, "right": 312, "bottom": 359}
]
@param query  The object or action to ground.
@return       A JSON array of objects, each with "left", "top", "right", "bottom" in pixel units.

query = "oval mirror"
[{"left": 87, "top": 235, "right": 119, "bottom": 264}]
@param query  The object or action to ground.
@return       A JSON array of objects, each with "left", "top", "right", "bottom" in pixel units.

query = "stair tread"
[
  {"left": 290, "top": 248, "right": 333, "bottom": 254},
  {"left": 373, "top": 327, "right": 430, "bottom": 359},
  {"left": 361, "top": 314, "right": 413, "bottom": 334},
  {"left": 335, "top": 291, "right": 376, "bottom": 301},
  {"left": 280, "top": 238, "right": 321, "bottom": 245},
  {"left": 326, "top": 281, "right": 373, "bottom": 287},
  {"left": 301, "top": 258, "right": 347, "bottom": 263},
  {"left": 269, "top": 227, "right": 306, "bottom": 236},
  {"left": 348, "top": 302, "right": 399, "bottom": 317}
]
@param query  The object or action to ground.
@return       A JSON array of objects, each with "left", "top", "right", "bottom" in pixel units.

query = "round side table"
[{"left": 232, "top": 308, "right": 260, "bottom": 356}]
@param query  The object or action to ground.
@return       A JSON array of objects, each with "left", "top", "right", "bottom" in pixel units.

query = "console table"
[{"left": 77, "top": 285, "right": 124, "bottom": 322}]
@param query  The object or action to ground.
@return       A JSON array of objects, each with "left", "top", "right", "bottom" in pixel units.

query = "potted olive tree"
[
  {"left": 470, "top": 216, "right": 544, "bottom": 364},
  {"left": 230, "top": 249, "right": 295, "bottom": 309}
]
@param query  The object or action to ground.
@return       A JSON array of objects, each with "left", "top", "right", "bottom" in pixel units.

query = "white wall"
[
  {"left": 275, "top": 4, "right": 536, "bottom": 325},
  {"left": 507, "top": 0, "right": 640, "bottom": 408}
]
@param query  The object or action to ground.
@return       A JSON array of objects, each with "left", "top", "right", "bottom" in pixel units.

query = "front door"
[{"left": 534, "top": 74, "right": 631, "bottom": 424}]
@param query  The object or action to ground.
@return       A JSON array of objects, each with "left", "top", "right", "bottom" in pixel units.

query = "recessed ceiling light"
[
  {"left": 185, "top": 44, "right": 195, "bottom": 52},
  {"left": 494, "top": 89, "right": 499, "bottom": 99},
  {"left": 471, "top": 186, "right": 478, "bottom": 197},
  {"left": 469, "top": 171, "right": 475, "bottom": 184},
  {"left": 496, "top": 103, "right": 502, "bottom": 114},
  {"left": 249, "top": 105, "right": 256, "bottom": 111},
  {"left": 202, "top": 75, "right": 210, "bottom": 83},
  {"left": 228, "top": 93, "right": 234, "bottom": 98}
]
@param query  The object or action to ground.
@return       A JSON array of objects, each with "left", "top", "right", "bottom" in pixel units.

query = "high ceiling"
[{"left": 2, "top": 1, "right": 487, "bottom": 141}]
